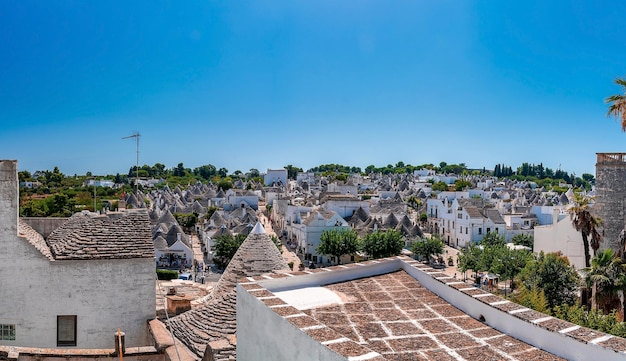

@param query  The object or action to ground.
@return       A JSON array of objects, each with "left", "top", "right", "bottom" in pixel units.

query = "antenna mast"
[{"left": 122, "top": 133, "right": 140, "bottom": 191}]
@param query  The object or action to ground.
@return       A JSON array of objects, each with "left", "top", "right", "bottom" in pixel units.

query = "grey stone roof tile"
[
  {"left": 167, "top": 223, "right": 287, "bottom": 359},
  {"left": 18, "top": 219, "right": 54, "bottom": 261},
  {"left": 46, "top": 210, "right": 153, "bottom": 260}
]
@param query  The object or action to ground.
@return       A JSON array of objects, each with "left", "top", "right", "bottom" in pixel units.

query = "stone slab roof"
[
  {"left": 167, "top": 222, "right": 288, "bottom": 360},
  {"left": 46, "top": 210, "right": 153, "bottom": 260},
  {"left": 18, "top": 219, "right": 54, "bottom": 261}
]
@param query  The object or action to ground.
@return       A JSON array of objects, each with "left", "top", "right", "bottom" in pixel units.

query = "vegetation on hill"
[{"left": 16, "top": 158, "right": 592, "bottom": 217}]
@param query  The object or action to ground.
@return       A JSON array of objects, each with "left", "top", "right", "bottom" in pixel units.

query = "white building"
[
  {"left": 0, "top": 160, "right": 155, "bottom": 349},
  {"left": 322, "top": 194, "right": 369, "bottom": 219},
  {"left": 534, "top": 207, "right": 585, "bottom": 269},
  {"left": 291, "top": 210, "right": 350, "bottom": 265},
  {"left": 264, "top": 168, "right": 288, "bottom": 186}
]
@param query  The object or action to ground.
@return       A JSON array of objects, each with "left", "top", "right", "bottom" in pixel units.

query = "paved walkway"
[
  {"left": 258, "top": 208, "right": 302, "bottom": 271},
  {"left": 441, "top": 245, "right": 461, "bottom": 278}
]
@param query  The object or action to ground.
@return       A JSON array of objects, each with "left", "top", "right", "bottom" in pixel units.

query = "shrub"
[{"left": 157, "top": 269, "right": 179, "bottom": 280}]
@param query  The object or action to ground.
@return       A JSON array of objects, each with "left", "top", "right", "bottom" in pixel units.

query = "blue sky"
[{"left": 2, "top": 1, "right": 626, "bottom": 177}]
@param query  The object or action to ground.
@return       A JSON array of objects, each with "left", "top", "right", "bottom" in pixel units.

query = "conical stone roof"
[
  {"left": 167, "top": 222, "right": 288, "bottom": 360},
  {"left": 208, "top": 222, "right": 287, "bottom": 300}
]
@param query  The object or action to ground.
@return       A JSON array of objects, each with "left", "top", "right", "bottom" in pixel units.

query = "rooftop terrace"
[{"left": 237, "top": 257, "right": 626, "bottom": 361}]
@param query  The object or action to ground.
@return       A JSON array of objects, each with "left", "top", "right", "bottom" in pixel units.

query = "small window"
[
  {"left": 0, "top": 324, "right": 15, "bottom": 341},
  {"left": 57, "top": 315, "right": 77, "bottom": 346},
  {"left": 465, "top": 227, "right": 468, "bottom": 234},
  {"left": 486, "top": 228, "right": 491, "bottom": 234},
  {"left": 478, "top": 228, "right": 482, "bottom": 235}
]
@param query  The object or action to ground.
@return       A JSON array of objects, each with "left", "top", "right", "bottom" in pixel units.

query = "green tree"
[
  {"left": 512, "top": 234, "right": 534, "bottom": 250},
  {"left": 489, "top": 246, "right": 533, "bottom": 295},
  {"left": 480, "top": 232, "right": 506, "bottom": 247},
  {"left": 584, "top": 248, "right": 626, "bottom": 315},
  {"left": 419, "top": 212, "right": 428, "bottom": 226},
  {"left": 212, "top": 234, "right": 246, "bottom": 269},
  {"left": 582, "top": 173, "right": 595, "bottom": 184},
  {"left": 411, "top": 236, "right": 444, "bottom": 263},
  {"left": 362, "top": 230, "right": 405, "bottom": 259},
  {"left": 284, "top": 164, "right": 303, "bottom": 180},
  {"left": 518, "top": 252, "right": 580, "bottom": 309},
  {"left": 457, "top": 243, "right": 484, "bottom": 277},
  {"left": 454, "top": 179, "right": 472, "bottom": 191},
  {"left": 45, "top": 193, "right": 75, "bottom": 217},
  {"left": 173, "top": 163, "right": 187, "bottom": 177},
  {"left": 18, "top": 170, "right": 32, "bottom": 182},
  {"left": 431, "top": 181, "right": 448, "bottom": 192},
  {"left": 606, "top": 77, "right": 626, "bottom": 131},
  {"left": 317, "top": 228, "right": 360, "bottom": 265},
  {"left": 173, "top": 213, "right": 199, "bottom": 232},
  {"left": 247, "top": 168, "right": 260, "bottom": 179},
  {"left": 568, "top": 193, "right": 603, "bottom": 268},
  {"left": 512, "top": 283, "right": 550, "bottom": 314},
  {"left": 406, "top": 196, "right": 421, "bottom": 210},
  {"left": 217, "top": 178, "right": 233, "bottom": 191},
  {"left": 270, "top": 235, "right": 283, "bottom": 254},
  {"left": 194, "top": 164, "right": 217, "bottom": 180}
]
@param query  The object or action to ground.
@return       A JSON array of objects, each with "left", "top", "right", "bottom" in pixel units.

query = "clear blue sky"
[{"left": 2, "top": 1, "right": 626, "bottom": 177}]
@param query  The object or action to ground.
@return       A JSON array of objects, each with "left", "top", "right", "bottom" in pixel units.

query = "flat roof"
[
  {"left": 239, "top": 257, "right": 626, "bottom": 361},
  {"left": 298, "top": 270, "right": 565, "bottom": 361}
]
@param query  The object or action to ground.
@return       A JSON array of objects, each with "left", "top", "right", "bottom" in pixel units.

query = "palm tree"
[
  {"left": 584, "top": 249, "right": 626, "bottom": 317},
  {"left": 606, "top": 77, "right": 626, "bottom": 131},
  {"left": 568, "top": 193, "right": 603, "bottom": 268}
]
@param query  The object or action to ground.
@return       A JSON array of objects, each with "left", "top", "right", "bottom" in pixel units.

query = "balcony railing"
[{"left": 597, "top": 153, "right": 626, "bottom": 164}]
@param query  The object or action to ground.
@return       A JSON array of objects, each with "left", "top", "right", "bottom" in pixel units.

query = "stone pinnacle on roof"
[
  {"left": 167, "top": 220, "right": 288, "bottom": 359},
  {"left": 251, "top": 222, "right": 265, "bottom": 234}
]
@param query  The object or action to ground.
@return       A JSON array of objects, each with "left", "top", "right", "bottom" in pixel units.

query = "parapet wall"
[
  {"left": 20, "top": 217, "right": 68, "bottom": 238},
  {"left": 238, "top": 257, "right": 626, "bottom": 361}
]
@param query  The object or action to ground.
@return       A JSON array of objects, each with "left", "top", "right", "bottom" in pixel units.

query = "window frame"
[
  {"left": 57, "top": 315, "right": 77, "bottom": 347},
  {"left": 0, "top": 324, "right": 15, "bottom": 341}
]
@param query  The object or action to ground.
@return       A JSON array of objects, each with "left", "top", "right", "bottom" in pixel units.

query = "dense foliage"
[
  {"left": 517, "top": 252, "right": 581, "bottom": 309},
  {"left": 411, "top": 236, "right": 445, "bottom": 263},
  {"left": 362, "top": 230, "right": 405, "bottom": 259},
  {"left": 156, "top": 269, "right": 179, "bottom": 280},
  {"left": 212, "top": 234, "right": 247, "bottom": 269},
  {"left": 512, "top": 234, "right": 534, "bottom": 250},
  {"left": 317, "top": 228, "right": 360, "bottom": 265}
]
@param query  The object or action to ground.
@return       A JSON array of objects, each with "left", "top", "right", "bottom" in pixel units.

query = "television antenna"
[{"left": 122, "top": 132, "right": 140, "bottom": 191}]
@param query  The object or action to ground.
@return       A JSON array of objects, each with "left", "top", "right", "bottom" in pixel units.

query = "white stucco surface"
[
  {"left": 237, "top": 285, "right": 347, "bottom": 361},
  {"left": 273, "top": 287, "right": 342, "bottom": 310},
  {"left": 0, "top": 161, "right": 155, "bottom": 350}
]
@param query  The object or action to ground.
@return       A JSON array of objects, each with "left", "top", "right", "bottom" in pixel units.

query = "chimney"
[
  {"left": 114, "top": 329, "right": 125, "bottom": 356},
  {"left": 0, "top": 160, "right": 18, "bottom": 233}
]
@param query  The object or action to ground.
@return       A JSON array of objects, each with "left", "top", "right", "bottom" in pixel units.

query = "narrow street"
[{"left": 258, "top": 207, "right": 302, "bottom": 271}]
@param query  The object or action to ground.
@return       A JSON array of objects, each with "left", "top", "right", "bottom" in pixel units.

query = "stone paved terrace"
[
  {"left": 237, "top": 257, "right": 626, "bottom": 361},
  {"left": 302, "top": 270, "right": 565, "bottom": 361}
]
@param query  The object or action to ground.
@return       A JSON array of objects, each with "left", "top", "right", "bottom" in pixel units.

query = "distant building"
[
  {"left": 83, "top": 179, "right": 115, "bottom": 188},
  {"left": 264, "top": 168, "right": 288, "bottom": 187}
]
